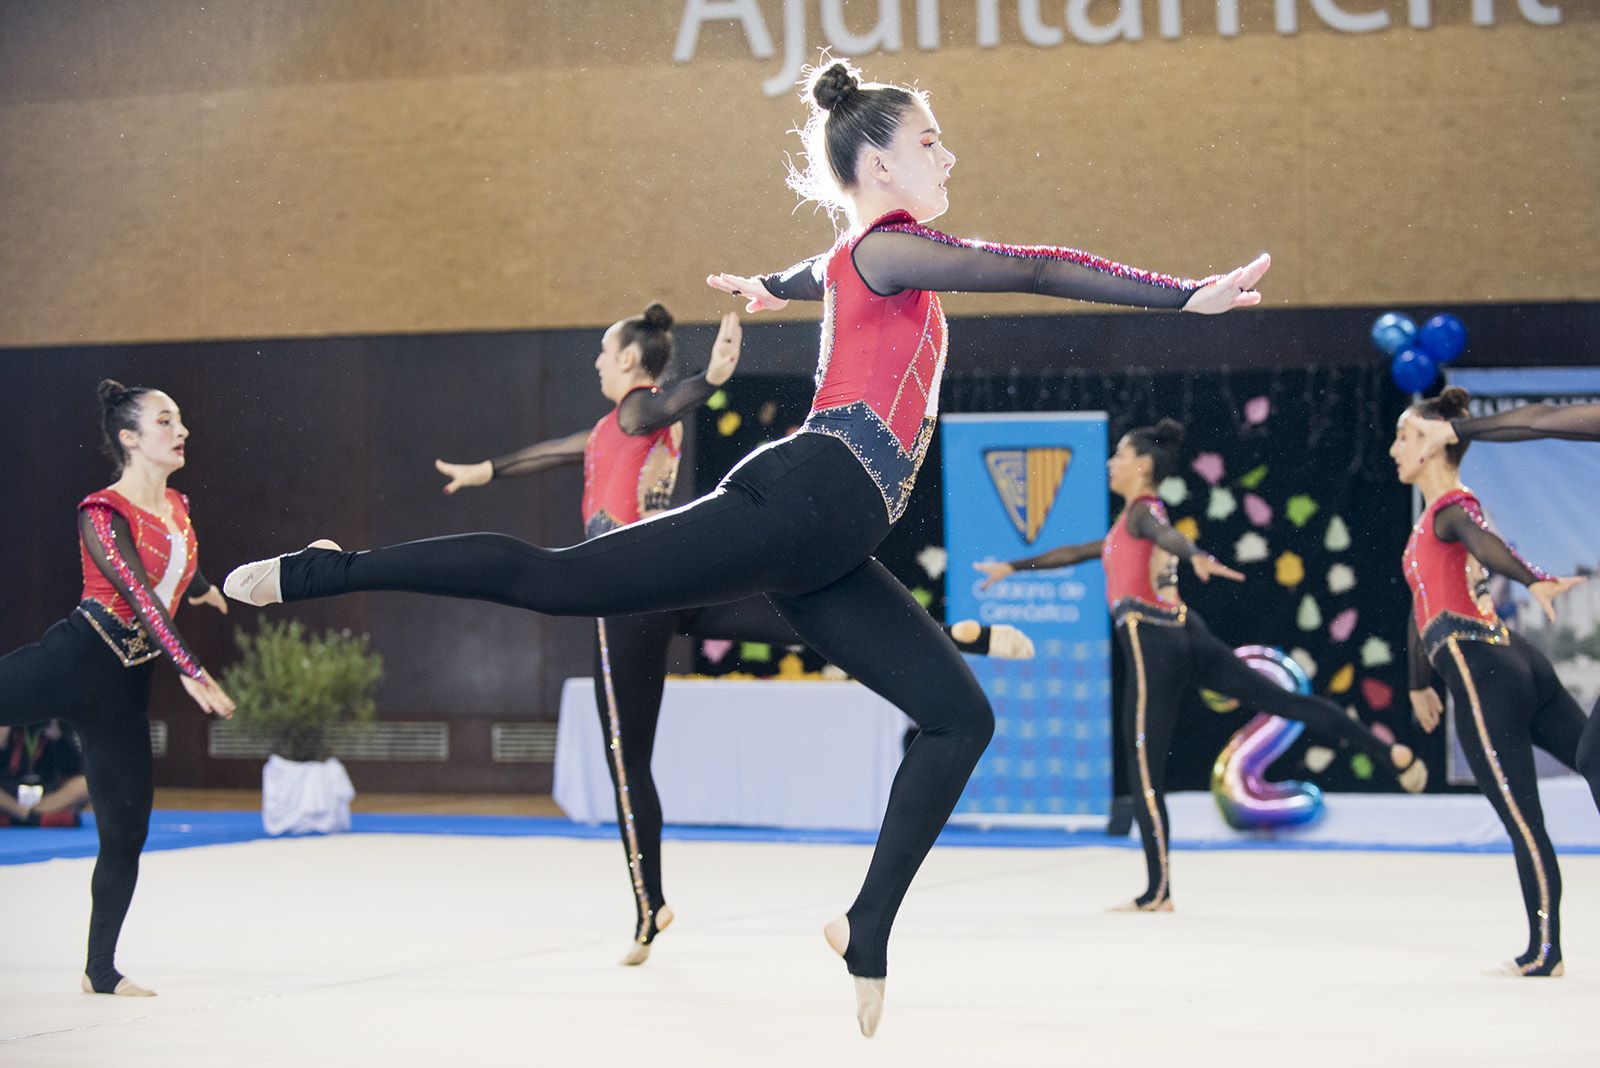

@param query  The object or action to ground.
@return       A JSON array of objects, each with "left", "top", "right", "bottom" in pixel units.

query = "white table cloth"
[{"left": 554, "top": 678, "right": 912, "bottom": 832}]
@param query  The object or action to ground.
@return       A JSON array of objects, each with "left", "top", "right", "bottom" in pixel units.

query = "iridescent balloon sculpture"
[{"left": 1209, "top": 645, "right": 1325, "bottom": 831}]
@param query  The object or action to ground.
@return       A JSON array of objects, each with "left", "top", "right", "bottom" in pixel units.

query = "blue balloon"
[
  {"left": 1391, "top": 347, "right": 1438, "bottom": 393},
  {"left": 1371, "top": 312, "right": 1417, "bottom": 356},
  {"left": 1418, "top": 313, "right": 1467, "bottom": 364}
]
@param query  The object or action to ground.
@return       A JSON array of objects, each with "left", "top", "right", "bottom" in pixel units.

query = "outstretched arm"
[
  {"left": 465, "top": 430, "right": 592, "bottom": 486},
  {"left": 1432, "top": 504, "right": 1551, "bottom": 588},
  {"left": 973, "top": 538, "right": 1103, "bottom": 589},
  {"left": 851, "top": 226, "right": 1267, "bottom": 313},
  {"left": 762, "top": 256, "right": 826, "bottom": 302},
  {"left": 616, "top": 314, "right": 743, "bottom": 435},
  {"left": 1433, "top": 502, "right": 1584, "bottom": 623},
  {"left": 1126, "top": 499, "right": 1245, "bottom": 584},
  {"left": 1415, "top": 403, "right": 1600, "bottom": 461},
  {"left": 1453, "top": 402, "right": 1600, "bottom": 443},
  {"left": 706, "top": 258, "right": 823, "bottom": 312}
]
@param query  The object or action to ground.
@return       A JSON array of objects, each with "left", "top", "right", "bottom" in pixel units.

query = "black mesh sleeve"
[
  {"left": 851, "top": 227, "right": 1211, "bottom": 308},
  {"left": 615, "top": 376, "right": 718, "bottom": 436},
  {"left": 1009, "top": 539, "right": 1105, "bottom": 571},
  {"left": 1125, "top": 500, "right": 1201, "bottom": 562},
  {"left": 1452, "top": 402, "right": 1600, "bottom": 443},
  {"left": 1433, "top": 504, "right": 1553, "bottom": 588},
  {"left": 1408, "top": 617, "right": 1433, "bottom": 691},
  {"left": 79, "top": 507, "right": 207, "bottom": 681},
  {"left": 761, "top": 256, "right": 827, "bottom": 302},
  {"left": 489, "top": 430, "right": 590, "bottom": 480},
  {"left": 187, "top": 569, "right": 213, "bottom": 599}
]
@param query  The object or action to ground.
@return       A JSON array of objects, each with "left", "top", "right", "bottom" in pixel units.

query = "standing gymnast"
[
  {"left": 224, "top": 58, "right": 1268, "bottom": 1035},
  {"left": 436, "top": 304, "right": 1029, "bottom": 965},
  {"left": 1, "top": 380, "right": 234, "bottom": 996},
  {"left": 975, "top": 419, "right": 1426, "bottom": 912},
  {"left": 1395, "top": 387, "right": 1600, "bottom": 976}
]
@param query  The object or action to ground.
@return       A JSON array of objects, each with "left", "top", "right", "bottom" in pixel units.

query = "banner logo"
[{"left": 985, "top": 447, "right": 1072, "bottom": 544}]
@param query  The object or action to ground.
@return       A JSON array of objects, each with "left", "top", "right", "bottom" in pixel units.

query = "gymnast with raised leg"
[
  {"left": 225, "top": 58, "right": 1268, "bottom": 1035},
  {"left": 975, "top": 419, "right": 1427, "bottom": 913},
  {"left": 434, "top": 303, "right": 1032, "bottom": 965},
  {"left": 0, "top": 381, "right": 234, "bottom": 996},
  {"left": 1397, "top": 387, "right": 1600, "bottom": 977}
]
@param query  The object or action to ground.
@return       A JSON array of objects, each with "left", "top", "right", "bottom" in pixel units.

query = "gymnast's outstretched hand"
[
  {"left": 1182, "top": 253, "right": 1271, "bottom": 315},
  {"left": 1191, "top": 555, "right": 1245, "bottom": 583},
  {"left": 1530, "top": 576, "right": 1586, "bottom": 624},
  {"left": 706, "top": 272, "right": 787, "bottom": 313},
  {"left": 973, "top": 560, "right": 1015, "bottom": 590},
  {"left": 436, "top": 459, "right": 493, "bottom": 495}
]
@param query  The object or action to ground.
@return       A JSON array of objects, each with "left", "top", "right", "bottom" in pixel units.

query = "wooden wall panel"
[{"left": 0, "top": 3, "right": 1595, "bottom": 346}]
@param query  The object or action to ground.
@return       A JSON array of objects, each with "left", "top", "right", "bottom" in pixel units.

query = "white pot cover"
[{"left": 262, "top": 755, "right": 355, "bottom": 836}]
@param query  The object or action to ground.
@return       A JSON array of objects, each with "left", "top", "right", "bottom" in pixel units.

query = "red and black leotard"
[
  {"left": 581, "top": 389, "right": 682, "bottom": 539},
  {"left": 764, "top": 210, "right": 1215, "bottom": 522},
  {"left": 76, "top": 488, "right": 208, "bottom": 680},
  {"left": 489, "top": 380, "right": 717, "bottom": 540},
  {"left": 797, "top": 213, "right": 950, "bottom": 523},
  {"left": 1001, "top": 496, "right": 1198, "bottom": 618},
  {"left": 1102, "top": 496, "right": 1194, "bottom": 624},
  {"left": 1402, "top": 486, "right": 1550, "bottom": 686}
]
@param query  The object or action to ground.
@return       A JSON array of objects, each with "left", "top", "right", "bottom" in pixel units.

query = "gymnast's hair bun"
[
  {"left": 97, "top": 378, "right": 130, "bottom": 409},
  {"left": 1436, "top": 385, "right": 1471, "bottom": 417},
  {"left": 641, "top": 302, "right": 674, "bottom": 333},
  {"left": 811, "top": 61, "right": 860, "bottom": 112},
  {"left": 1151, "top": 418, "right": 1187, "bottom": 448}
]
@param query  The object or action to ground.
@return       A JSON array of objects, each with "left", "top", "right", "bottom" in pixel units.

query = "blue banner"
[{"left": 942, "top": 413, "right": 1111, "bottom": 824}]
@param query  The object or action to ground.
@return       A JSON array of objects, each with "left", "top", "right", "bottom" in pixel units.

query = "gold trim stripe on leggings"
[
  {"left": 1447, "top": 637, "right": 1552, "bottom": 973},
  {"left": 596, "top": 618, "right": 654, "bottom": 944},
  {"left": 1125, "top": 617, "right": 1169, "bottom": 906}
]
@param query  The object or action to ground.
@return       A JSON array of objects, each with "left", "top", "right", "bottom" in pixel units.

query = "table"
[{"left": 553, "top": 677, "right": 912, "bottom": 832}]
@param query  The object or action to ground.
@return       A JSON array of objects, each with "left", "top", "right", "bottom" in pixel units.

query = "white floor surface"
[{"left": 2, "top": 835, "right": 1597, "bottom": 1066}]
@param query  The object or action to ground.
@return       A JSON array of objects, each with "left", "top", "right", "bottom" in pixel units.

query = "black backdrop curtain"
[{"left": 695, "top": 364, "right": 1429, "bottom": 793}]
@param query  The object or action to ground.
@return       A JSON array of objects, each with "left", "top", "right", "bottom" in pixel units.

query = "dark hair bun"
[
  {"left": 641, "top": 302, "right": 674, "bottom": 333},
  {"left": 811, "top": 61, "right": 859, "bottom": 112},
  {"left": 1152, "top": 418, "right": 1187, "bottom": 447},
  {"left": 97, "top": 378, "right": 129, "bottom": 409},
  {"left": 1437, "top": 385, "right": 1471, "bottom": 416}
]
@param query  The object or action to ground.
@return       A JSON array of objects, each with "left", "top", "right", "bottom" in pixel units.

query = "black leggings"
[
  {"left": 279, "top": 433, "right": 995, "bottom": 977},
  {"left": 0, "top": 612, "right": 155, "bottom": 992},
  {"left": 593, "top": 597, "right": 814, "bottom": 946},
  {"left": 1435, "top": 633, "right": 1600, "bottom": 974},
  {"left": 1114, "top": 609, "right": 1397, "bottom": 907}
]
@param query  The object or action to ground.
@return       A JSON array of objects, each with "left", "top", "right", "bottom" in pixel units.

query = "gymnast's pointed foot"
[
  {"left": 987, "top": 623, "right": 1035, "bottom": 659},
  {"left": 82, "top": 972, "right": 156, "bottom": 997},
  {"left": 618, "top": 904, "right": 674, "bottom": 967},
  {"left": 1392, "top": 745, "right": 1428, "bottom": 793},
  {"left": 1108, "top": 894, "right": 1173, "bottom": 913},
  {"left": 1484, "top": 956, "right": 1564, "bottom": 978},
  {"left": 824, "top": 915, "right": 885, "bottom": 1038},
  {"left": 224, "top": 539, "right": 342, "bottom": 606}
]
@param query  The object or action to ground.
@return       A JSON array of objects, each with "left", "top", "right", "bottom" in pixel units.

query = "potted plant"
[{"left": 220, "top": 618, "right": 383, "bottom": 835}]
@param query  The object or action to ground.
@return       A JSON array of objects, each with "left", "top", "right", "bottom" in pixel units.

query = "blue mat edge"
[{"left": 2, "top": 808, "right": 1596, "bottom": 866}]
